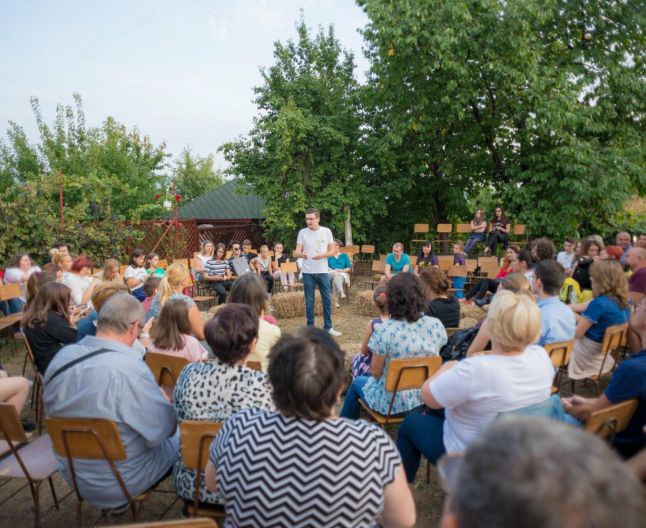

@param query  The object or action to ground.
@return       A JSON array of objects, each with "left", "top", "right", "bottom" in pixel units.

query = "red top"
[{"left": 496, "top": 266, "right": 513, "bottom": 279}]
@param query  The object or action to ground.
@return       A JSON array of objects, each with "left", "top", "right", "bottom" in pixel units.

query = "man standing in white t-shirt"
[{"left": 295, "top": 208, "right": 341, "bottom": 336}]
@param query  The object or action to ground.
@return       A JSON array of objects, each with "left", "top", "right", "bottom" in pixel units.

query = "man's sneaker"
[
  {"left": 328, "top": 328, "right": 342, "bottom": 337},
  {"left": 335, "top": 301, "right": 341, "bottom": 309}
]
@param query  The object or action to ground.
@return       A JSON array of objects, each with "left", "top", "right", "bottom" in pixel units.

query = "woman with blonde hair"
[
  {"left": 396, "top": 290, "right": 554, "bottom": 482},
  {"left": 146, "top": 263, "right": 204, "bottom": 339},
  {"left": 568, "top": 260, "right": 630, "bottom": 380},
  {"left": 99, "top": 258, "right": 121, "bottom": 284}
]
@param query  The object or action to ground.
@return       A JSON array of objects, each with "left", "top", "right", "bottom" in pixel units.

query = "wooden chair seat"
[
  {"left": 0, "top": 313, "right": 23, "bottom": 331},
  {"left": 120, "top": 518, "right": 218, "bottom": 527},
  {"left": 0, "top": 434, "right": 58, "bottom": 480},
  {"left": 358, "top": 399, "right": 405, "bottom": 426}
]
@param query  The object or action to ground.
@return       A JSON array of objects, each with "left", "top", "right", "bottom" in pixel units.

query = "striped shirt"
[
  {"left": 210, "top": 408, "right": 401, "bottom": 527},
  {"left": 204, "top": 259, "right": 229, "bottom": 277}
]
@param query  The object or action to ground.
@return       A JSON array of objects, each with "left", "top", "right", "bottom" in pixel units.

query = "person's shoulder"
[{"left": 260, "top": 317, "right": 281, "bottom": 336}]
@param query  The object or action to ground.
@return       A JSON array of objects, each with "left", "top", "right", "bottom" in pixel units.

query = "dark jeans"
[
  {"left": 464, "top": 232, "right": 486, "bottom": 254},
  {"left": 487, "top": 230, "right": 509, "bottom": 253},
  {"left": 397, "top": 412, "right": 447, "bottom": 482},
  {"left": 302, "top": 272, "right": 332, "bottom": 330},
  {"left": 261, "top": 271, "right": 274, "bottom": 295},
  {"left": 131, "top": 287, "right": 146, "bottom": 302},
  {"left": 0, "top": 298, "right": 24, "bottom": 315},
  {"left": 340, "top": 375, "right": 369, "bottom": 419},
  {"left": 465, "top": 278, "right": 499, "bottom": 300},
  {"left": 210, "top": 280, "right": 232, "bottom": 304}
]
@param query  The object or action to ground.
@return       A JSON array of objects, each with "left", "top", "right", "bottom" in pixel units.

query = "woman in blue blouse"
[
  {"left": 568, "top": 260, "right": 630, "bottom": 380},
  {"left": 327, "top": 239, "right": 352, "bottom": 307},
  {"left": 340, "top": 273, "right": 447, "bottom": 419}
]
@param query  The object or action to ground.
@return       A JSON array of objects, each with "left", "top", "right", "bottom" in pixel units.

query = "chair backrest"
[
  {"left": 448, "top": 265, "right": 467, "bottom": 278},
  {"left": 445, "top": 327, "right": 461, "bottom": 337},
  {"left": 477, "top": 256, "right": 499, "bottom": 267},
  {"left": 371, "top": 260, "right": 386, "bottom": 274},
  {"left": 280, "top": 261, "right": 298, "bottom": 274},
  {"left": 436, "top": 223, "right": 452, "bottom": 234},
  {"left": 384, "top": 356, "right": 442, "bottom": 393},
  {"left": 512, "top": 224, "right": 527, "bottom": 235},
  {"left": 145, "top": 352, "right": 189, "bottom": 386},
  {"left": 0, "top": 403, "right": 28, "bottom": 444},
  {"left": 246, "top": 361, "right": 261, "bottom": 372},
  {"left": 159, "top": 259, "right": 168, "bottom": 269},
  {"left": 46, "top": 416, "right": 127, "bottom": 461},
  {"left": 414, "top": 224, "right": 429, "bottom": 234},
  {"left": 584, "top": 399, "right": 639, "bottom": 439},
  {"left": 344, "top": 245, "right": 360, "bottom": 255},
  {"left": 465, "top": 259, "right": 478, "bottom": 273},
  {"left": 361, "top": 245, "right": 375, "bottom": 255},
  {"left": 544, "top": 340, "right": 574, "bottom": 369},
  {"left": 437, "top": 255, "right": 453, "bottom": 271},
  {"left": 600, "top": 323, "right": 628, "bottom": 355},
  {"left": 379, "top": 254, "right": 387, "bottom": 263},
  {"left": 173, "top": 258, "right": 190, "bottom": 269},
  {"left": 456, "top": 223, "right": 471, "bottom": 234},
  {"left": 0, "top": 283, "right": 22, "bottom": 302},
  {"left": 180, "top": 420, "right": 223, "bottom": 472}
]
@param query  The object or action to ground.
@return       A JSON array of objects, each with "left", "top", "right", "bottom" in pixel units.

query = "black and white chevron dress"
[{"left": 210, "top": 408, "right": 401, "bottom": 527}]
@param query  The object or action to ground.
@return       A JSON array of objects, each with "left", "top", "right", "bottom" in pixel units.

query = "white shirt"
[
  {"left": 296, "top": 226, "right": 334, "bottom": 274},
  {"left": 63, "top": 273, "right": 92, "bottom": 306},
  {"left": 430, "top": 345, "right": 554, "bottom": 452},
  {"left": 124, "top": 266, "right": 148, "bottom": 290},
  {"left": 557, "top": 250, "right": 575, "bottom": 271}
]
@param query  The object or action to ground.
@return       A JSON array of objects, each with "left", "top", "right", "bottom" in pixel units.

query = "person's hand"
[
  {"left": 561, "top": 395, "right": 586, "bottom": 409},
  {"left": 0, "top": 370, "right": 8, "bottom": 379},
  {"left": 142, "top": 317, "right": 155, "bottom": 336}
]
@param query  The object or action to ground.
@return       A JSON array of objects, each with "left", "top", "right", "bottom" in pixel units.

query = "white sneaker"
[
  {"left": 335, "top": 301, "right": 341, "bottom": 309},
  {"left": 328, "top": 328, "right": 342, "bottom": 337}
]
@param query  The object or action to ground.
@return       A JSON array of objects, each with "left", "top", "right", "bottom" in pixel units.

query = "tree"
[
  {"left": 358, "top": 0, "right": 645, "bottom": 241},
  {"left": 172, "top": 148, "right": 223, "bottom": 203},
  {"left": 220, "top": 19, "right": 370, "bottom": 245}
]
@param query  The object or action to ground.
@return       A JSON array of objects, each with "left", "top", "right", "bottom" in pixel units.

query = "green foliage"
[
  {"left": 221, "top": 19, "right": 371, "bottom": 243},
  {"left": 172, "top": 148, "right": 223, "bottom": 203}
]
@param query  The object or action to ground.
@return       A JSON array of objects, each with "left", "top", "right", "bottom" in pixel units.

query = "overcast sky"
[{"left": 0, "top": 0, "right": 370, "bottom": 168}]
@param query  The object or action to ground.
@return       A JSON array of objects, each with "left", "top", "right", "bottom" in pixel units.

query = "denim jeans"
[
  {"left": 397, "top": 412, "right": 446, "bottom": 482},
  {"left": 302, "top": 272, "right": 332, "bottom": 330},
  {"left": 464, "top": 232, "right": 486, "bottom": 255},
  {"left": 340, "top": 376, "right": 369, "bottom": 419}
]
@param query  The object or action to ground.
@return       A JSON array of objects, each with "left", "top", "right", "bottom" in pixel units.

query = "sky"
[{"left": 0, "top": 0, "right": 370, "bottom": 168}]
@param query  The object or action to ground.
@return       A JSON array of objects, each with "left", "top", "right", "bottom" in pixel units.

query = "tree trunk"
[{"left": 344, "top": 206, "right": 353, "bottom": 246}]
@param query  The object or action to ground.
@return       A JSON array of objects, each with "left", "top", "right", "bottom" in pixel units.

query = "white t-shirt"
[
  {"left": 124, "top": 265, "right": 148, "bottom": 291},
  {"left": 63, "top": 273, "right": 92, "bottom": 306},
  {"left": 430, "top": 344, "right": 554, "bottom": 453},
  {"left": 296, "top": 226, "right": 334, "bottom": 274}
]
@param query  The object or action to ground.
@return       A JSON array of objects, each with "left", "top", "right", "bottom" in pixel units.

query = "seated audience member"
[
  {"left": 98, "top": 258, "right": 121, "bottom": 284},
  {"left": 3, "top": 253, "right": 41, "bottom": 312},
  {"left": 76, "top": 283, "right": 129, "bottom": 340},
  {"left": 438, "top": 416, "right": 646, "bottom": 528},
  {"left": 48, "top": 241, "right": 70, "bottom": 263},
  {"left": 173, "top": 304, "right": 274, "bottom": 508},
  {"left": 397, "top": 290, "right": 554, "bottom": 481},
  {"left": 627, "top": 247, "right": 646, "bottom": 305},
  {"left": 414, "top": 240, "right": 439, "bottom": 273},
  {"left": 63, "top": 255, "right": 97, "bottom": 306},
  {"left": 464, "top": 246, "right": 518, "bottom": 305},
  {"left": 328, "top": 239, "right": 352, "bottom": 307},
  {"left": 601, "top": 245, "right": 624, "bottom": 262},
  {"left": 533, "top": 260, "right": 576, "bottom": 345},
  {"left": 514, "top": 249, "right": 535, "bottom": 282},
  {"left": 341, "top": 273, "right": 447, "bottom": 419},
  {"left": 465, "top": 273, "right": 532, "bottom": 357},
  {"left": 22, "top": 282, "right": 78, "bottom": 374},
  {"left": 204, "top": 243, "right": 232, "bottom": 305},
  {"left": 562, "top": 297, "right": 646, "bottom": 459},
  {"left": 44, "top": 294, "right": 178, "bottom": 510},
  {"left": 146, "top": 263, "right": 204, "bottom": 339},
  {"left": 385, "top": 242, "right": 411, "bottom": 279},
  {"left": 463, "top": 209, "right": 488, "bottom": 256},
  {"left": 142, "top": 276, "right": 161, "bottom": 313},
  {"left": 485, "top": 207, "right": 510, "bottom": 255},
  {"left": 271, "top": 242, "right": 295, "bottom": 291},
  {"left": 124, "top": 249, "right": 148, "bottom": 301},
  {"left": 616, "top": 231, "right": 633, "bottom": 267},
  {"left": 205, "top": 327, "right": 416, "bottom": 528},
  {"left": 53, "top": 252, "right": 73, "bottom": 283},
  {"left": 420, "top": 267, "right": 460, "bottom": 328},
  {"left": 149, "top": 298, "right": 207, "bottom": 362},
  {"left": 228, "top": 274, "right": 280, "bottom": 371},
  {"left": 451, "top": 242, "right": 467, "bottom": 299},
  {"left": 256, "top": 245, "right": 274, "bottom": 296},
  {"left": 0, "top": 362, "right": 31, "bottom": 424},
  {"left": 571, "top": 238, "right": 602, "bottom": 292},
  {"left": 352, "top": 285, "right": 389, "bottom": 379},
  {"left": 531, "top": 237, "right": 556, "bottom": 263},
  {"left": 241, "top": 239, "right": 257, "bottom": 262},
  {"left": 228, "top": 242, "right": 251, "bottom": 277},
  {"left": 557, "top": 237, "right": 577, "bottom": 273},
  {"left": 637, "top": 233, "right": 646, "bottom": 250},
  {"left": 145, "top": 252, "right": 165, "bottom": 277},
  {"left": 25, "top": 269, "right": 58, "bottom": 310},
  {"left": 568, "top": 260, "right": 630, "bottom": 381},
  {"left": 192, "top": 241, "right": 215, "bottom": 278}
]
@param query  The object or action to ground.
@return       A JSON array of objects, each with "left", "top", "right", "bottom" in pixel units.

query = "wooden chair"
[
  {"left": 445, "top": 327, "right": 461, "bottom": 337},
  {"left": 411, "top": 224, "right": 430, "bottom": 253},
  {"left": 358, "top": 356, "right": 442, "bottom": 426},
  {"left": 434, "top": 223, "right": 453, "bottom": 252},
  {"left": 246, "top": 361, "right": 262, "bottom": 372},
  {"left": 360, "top": 245, "right": 375, "bottom": 261},
  {"left": 0, "top": 283, "right": 25, "bottom": 354},
  {"left": 19, "top": 334, "right": 45, "bottom": 433},
  {"left": 180, "top": 420, "right": 225, "bottom": 519},
  {"left": 367, "top": 260, "right": 386, "bottom": 289},
  {"left": 512, "top": 224, "right": 527, "bottom": 243},
  {"left": 544, "top": 340, "right": 574, "bottom": 390},
  {"left": 145, "top": 352, "right": 188, "bottom": 387},
  {"left": 578, "top": 323, "right": 628, "bottom": 396},
  {"left": 279, "top": 261, "right": 302, "bottom": 292},
  {"left": 120, "top": 519, "right": 218, "bottom": 527},
  {"left": 584, "top": 399, "right": 639, "bottom": 441},
  {"left": 0, "top": 403, "right": 60, "bottom": 528},
  {"left": 46, "top": 416, "right": 161, "bottom": 526},
  {"left": 437, "top": 255, "right": 453, "bottom": 271},
  {"left": 455, "top": 223, "right": 471, "bottom": 237}
]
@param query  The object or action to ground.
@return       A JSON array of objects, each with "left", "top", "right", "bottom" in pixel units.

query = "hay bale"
[
  {"left": 272, "top": 291, "right": 325, "bottom": 319},
  {"left": 354, "top": 290, "right": 379, "bottom": 317},
  {"left": 461, "top": 303, "right": 485, "bottom": 321}
]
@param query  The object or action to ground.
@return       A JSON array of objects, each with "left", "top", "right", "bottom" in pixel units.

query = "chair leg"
[
  {"left": 48, "top": 477, "right": 59, "bottom": 511},
  {"left": 32, "top": 484, "right": 40, "bottom": 528},
  {"left": 76, "top": 498, "right": 83, "bottom": 528}
]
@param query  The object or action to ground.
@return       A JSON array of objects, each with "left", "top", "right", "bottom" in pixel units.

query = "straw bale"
[{"left": 354, "top": 290, "right": 380, "bottom": 317}]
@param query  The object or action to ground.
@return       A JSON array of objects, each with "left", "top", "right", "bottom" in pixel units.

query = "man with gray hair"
[
  {"left": 438, "top": 416, "right": 646, "bottom": 528},
  {"left": 44, "top": 293, "right": 178, "bottom": 510},
  {"left": 616, "top": 231, "right": 632, "bottom": 266}
]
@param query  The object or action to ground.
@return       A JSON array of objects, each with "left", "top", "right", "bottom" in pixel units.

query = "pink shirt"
[{"left": 149, "top": 334, "right": 207, "bottom": 363}]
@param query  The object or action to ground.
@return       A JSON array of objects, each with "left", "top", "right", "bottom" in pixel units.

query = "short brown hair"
[
  {"left": 420, "top": 266, "right": 450, "bottom": 295},
  {"left": 204, "top": 303, "right": 259, "bottom": 365},
  {"left": 387, "top": 273, "right": 425, "bottom": 322},
  {"left": 268, "top": 327, "right": 345, "bottom": 420},
  {"left": 305, "top": 208, "right": 320, "bottom": 218},
  {"left": 229, "top": 273, "right": 267, "bottom": 315}
]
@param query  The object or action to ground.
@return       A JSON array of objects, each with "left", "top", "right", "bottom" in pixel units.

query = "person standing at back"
[{"left": 295, "top": 208, "right": 341, "bottom": 337}]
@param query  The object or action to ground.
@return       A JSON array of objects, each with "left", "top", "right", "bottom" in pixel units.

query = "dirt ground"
[{"left": 0, "top": 285, "right": 485, "bottom": 527}]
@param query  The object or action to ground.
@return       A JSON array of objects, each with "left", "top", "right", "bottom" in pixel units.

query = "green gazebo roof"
[{"left": 177, "top": 180, "right": 265, "bottom": 221}]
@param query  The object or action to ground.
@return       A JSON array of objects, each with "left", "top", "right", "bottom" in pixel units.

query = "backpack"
[{"left": 440, "top": 326, "right": 480, "bottom": 362}]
